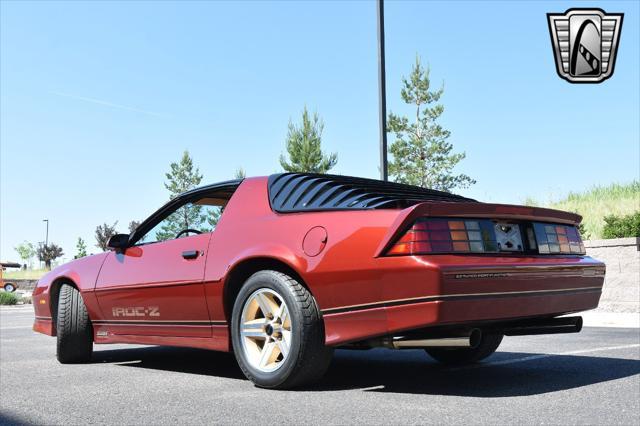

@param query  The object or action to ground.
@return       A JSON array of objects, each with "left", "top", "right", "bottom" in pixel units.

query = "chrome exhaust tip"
[{"left": 389, "top": 329, "right": 482, "bottom": 349}]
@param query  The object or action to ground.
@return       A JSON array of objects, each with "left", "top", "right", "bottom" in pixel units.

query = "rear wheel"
[
  {"left": 56, "top": 284, "right": 93, "bottom": 363},
  {"left": 425, "top": 333, "right": 503, "bottom": 365},
  {"left": 231, "top": 270, "right": 333, "bottom": 389},
  {"left": 3, "top": 283, "right": 16, "bottom": 292}
]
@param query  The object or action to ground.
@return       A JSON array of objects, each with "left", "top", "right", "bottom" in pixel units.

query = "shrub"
[
  {"left": 577, "top": 222, "right": 591, "bottom": 241},
  {"left": 526, "top": 181, "right": 639, "bottom": 239},
  {"left": 0, "top": 292, "right": 19, "bottom": 305},
  {"left": 602, "top": 212, "right": 640, "bottom": 239}
]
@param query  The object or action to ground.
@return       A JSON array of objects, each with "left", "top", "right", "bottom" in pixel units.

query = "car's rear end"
[
  {"left": 372, "top": 201, "right": 604, "bottom": 341},
  {"left": 267, "top": 173, "right": 604, "bottom": 348}
]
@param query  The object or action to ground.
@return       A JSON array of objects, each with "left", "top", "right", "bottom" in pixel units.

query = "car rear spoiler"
[{"left": 374, "top": 202, "right": 582, "bottom": 257}]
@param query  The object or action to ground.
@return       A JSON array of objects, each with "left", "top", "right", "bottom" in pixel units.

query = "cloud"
[{"left": 50, "top": 91, "right": 169, "bottom": 118}]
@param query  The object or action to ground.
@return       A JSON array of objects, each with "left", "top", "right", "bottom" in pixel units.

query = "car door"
[{"left": 94, "top": 202, "right": 214, "bottom": 338}]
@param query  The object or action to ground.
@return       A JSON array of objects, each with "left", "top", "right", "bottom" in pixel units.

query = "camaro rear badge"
[
  {"left": 112, "top": 306, "right": 160, "bottom": 317},
  {"left": 547, "top": 8, "right": 623, "bottom": 83},
  {"left": 454, "top": 273, "right": 509, "bottom": 280}
]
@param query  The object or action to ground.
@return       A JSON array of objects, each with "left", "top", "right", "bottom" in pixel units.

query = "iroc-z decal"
[{"left": 112, "top": 306, "right": 160, "bottom": 317}]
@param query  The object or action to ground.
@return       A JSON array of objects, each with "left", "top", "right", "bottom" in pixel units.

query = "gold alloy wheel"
[{"left": 240, "top": 288, "right": 292, "bottom": 373}]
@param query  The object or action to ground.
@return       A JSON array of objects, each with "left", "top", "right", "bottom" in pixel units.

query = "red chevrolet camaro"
[{"left": 33, "top": 173, "right": 605, "bottom": 388}]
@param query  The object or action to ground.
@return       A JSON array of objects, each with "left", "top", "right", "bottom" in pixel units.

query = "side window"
[{"left": 136, "top": 198, "right": 227, "bottom": 245}]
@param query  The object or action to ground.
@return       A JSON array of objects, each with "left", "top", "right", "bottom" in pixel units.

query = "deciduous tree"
[
  {"left": 128, "top": 220, "right": 141, "bottom": 234},
  {"left": 37, "top": 243, "right": 64, "bottom": 270},
  {"left": 14, "top": 241, "right": 36, "bottom": 268},
  {"left": 95, "top": 221, "right": 119, "bottom": 251}
]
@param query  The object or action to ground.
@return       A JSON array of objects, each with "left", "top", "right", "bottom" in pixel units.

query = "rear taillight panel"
[
  {"left": 387, "top": 218, "right": 585, "bottom": 256},
  {"left": 388, "top": 219, "right": 497, "bottom": 255},
  {"left": 532, "top": 222, "right": 585, "bottom": 254}
]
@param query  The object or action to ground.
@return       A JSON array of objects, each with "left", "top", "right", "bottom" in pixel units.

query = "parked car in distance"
[
  {"left": 1, "top": 262, "right": 22, "bottom": 292},
  {"left": 32, "top": 173, "right": 605, "bottom": 389}
]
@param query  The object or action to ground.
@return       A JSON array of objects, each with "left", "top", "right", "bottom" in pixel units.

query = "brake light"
[
  {"left": 387, "top": 218, "right": 586, "bottom": 256},
  {"left": 533, "top": 222, "right": 585, "bottom": 254},
  {"left": 387, "top": 219, "right": 498, "bottom": 255}
]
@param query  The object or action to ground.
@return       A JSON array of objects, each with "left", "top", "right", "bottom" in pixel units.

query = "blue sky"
[{"left": 1, "top": 0, "right": 638, "bottom": 263}]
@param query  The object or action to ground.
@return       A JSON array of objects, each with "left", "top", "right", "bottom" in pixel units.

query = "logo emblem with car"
[{"left": 547, "top": 8, "right": 623, "bottom": 83}]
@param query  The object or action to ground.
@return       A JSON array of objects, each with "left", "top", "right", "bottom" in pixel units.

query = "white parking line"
[
  {"left": 0, "top": 313, "right": 35, "bottom": 316},
  {"left": 0, "top": 312, "right": 35, "bottom": 318},
  {"left": 450, "top": 343, "right": 640, "bottom": 371}
]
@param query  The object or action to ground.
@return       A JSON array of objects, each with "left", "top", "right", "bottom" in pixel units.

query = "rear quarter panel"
[{"left": 203, "top": 177, "right": 404, "bottom": 321}]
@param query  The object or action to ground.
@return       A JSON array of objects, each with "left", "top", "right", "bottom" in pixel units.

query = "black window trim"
[{"left": 128, "top": 179, "right": 243, "bottom": 246}]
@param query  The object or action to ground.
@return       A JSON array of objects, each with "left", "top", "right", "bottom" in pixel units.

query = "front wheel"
[
  {"left": 56, "top": 284, "right": 93, "bottom": 363},
  {"left": 231, "top": 270, "right": 333, "bottom": 389},
  {"left": 3, "top": 283, "right": 16, "bottom": 293},
  {"left": 425, "top": 333, "right": 503, "bottom": 365}
]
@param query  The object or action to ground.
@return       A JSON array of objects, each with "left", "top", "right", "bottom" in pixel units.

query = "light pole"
[
  {"left": 43, "top": 219, "right": 49, "bottom": 247},
  {"left": 377, "top": 0, "right": 388, "bottom": 181},
  {"left": 38, "top": 241, "right": 44, "bottom": 269}
]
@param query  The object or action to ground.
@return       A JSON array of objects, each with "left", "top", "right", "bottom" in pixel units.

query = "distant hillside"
[{"left": 525, "top": 181, "right": 640, "bottom": 239}]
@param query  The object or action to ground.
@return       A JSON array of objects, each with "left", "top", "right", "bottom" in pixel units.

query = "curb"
[{"left": 579, "top": 311, "right": 640, "bottom": 328}]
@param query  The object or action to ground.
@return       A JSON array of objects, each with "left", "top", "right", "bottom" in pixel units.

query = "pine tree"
[
  {"left": 75, "top": 237, "right": 87, "bottom": 259},
  {"left": 388, "top": 56, "right": 475, "bottom": 192},
  {"left": 280, "top": 107, "right": 337, "bottom": 173},
  {"left": 155, "top": 151, "right": 206, "bottom": 241},
  {"left": 206, "top": 168, "right": 244, "bottom": 229},
  {"left": 234, "top": 167, "right": 246, "bottom": 179}
]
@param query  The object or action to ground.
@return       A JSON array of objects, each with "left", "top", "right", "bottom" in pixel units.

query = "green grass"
[
  {"left": 3, "top": 269, "right": 48, "bottom": 280},
  {"left": 525, "top": 181, "right": 640, "bottom": 239},
  {"left": 0, "top": 292, "right": 19, "bottom": 305}
]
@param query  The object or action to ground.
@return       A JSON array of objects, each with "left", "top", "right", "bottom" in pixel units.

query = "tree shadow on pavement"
[{"left": 92, "top": 346, "right": 640, "bottom": 397}]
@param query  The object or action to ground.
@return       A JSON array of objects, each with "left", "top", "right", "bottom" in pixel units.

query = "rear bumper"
[
  {"left": 324, "top": 287, "right": 601, "bottom": 345},
  {"left": 323, "top": 255, "right": 605, "bottom": 346},
  {"left": 389, "top": 287, "right": 600, "bottom": 329}
]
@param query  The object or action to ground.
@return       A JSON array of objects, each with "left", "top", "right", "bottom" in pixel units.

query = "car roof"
[{"left": 178, "top": 173, "right": 475, "bottom": 214}]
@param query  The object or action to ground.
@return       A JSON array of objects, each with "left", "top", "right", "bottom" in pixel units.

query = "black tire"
[
  {"left": 425, "top": 333, "right": 503, "bottom": 365},
  {"left": 56, "top": 284, "right": 93, "bottom": 363},
  {"left": 4, "top": 283, "right": 16, "bottom": 292},
  {"left": 231, "top": 270, "right": 333, "bottom": 389}
]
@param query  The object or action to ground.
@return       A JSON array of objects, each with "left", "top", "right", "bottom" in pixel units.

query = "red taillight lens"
[
  {"left": 387, "top": 218, "right": 586, "bottom": 256},
  {"left": 533, "top": 222, "right": 585, "bottom": 254},
  {"left": 387, "top": 219, "right": 498, "bottom": 255}
]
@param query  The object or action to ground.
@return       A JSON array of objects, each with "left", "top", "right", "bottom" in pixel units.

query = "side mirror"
[{"left": 107, "top": 234, "right": 130, "bottom": 251}]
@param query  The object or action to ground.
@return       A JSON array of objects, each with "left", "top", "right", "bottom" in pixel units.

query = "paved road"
[{"left": 1, "top": 305, "right": 639, "bottom": 425}]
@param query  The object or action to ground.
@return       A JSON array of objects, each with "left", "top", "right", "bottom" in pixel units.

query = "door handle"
[{"left": 182, "top": 250, "right": 199, "bottom": 259}]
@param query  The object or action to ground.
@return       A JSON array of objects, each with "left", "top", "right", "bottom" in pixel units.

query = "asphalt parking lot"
[{"left": 1, "top": 305, "right": 639, "bottom": 425}]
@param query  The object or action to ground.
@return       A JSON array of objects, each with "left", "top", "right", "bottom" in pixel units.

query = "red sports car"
[{"left": 33, "top": 173, "right": 605, "bottom": 388}]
